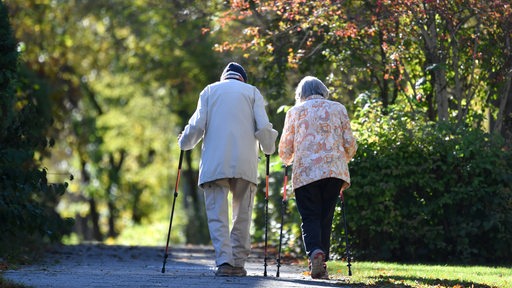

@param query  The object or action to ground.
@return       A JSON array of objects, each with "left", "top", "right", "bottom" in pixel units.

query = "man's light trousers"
[{"left": 202, "top": 178, "right": 256, "bottom": 267}]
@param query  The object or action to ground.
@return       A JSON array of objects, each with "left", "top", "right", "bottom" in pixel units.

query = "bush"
[
  {"left": 331, "top": 100, "right": 512, "bottom": 264},
  {"left": 0, "top": 2, "right": 73, "bottom": 261}
]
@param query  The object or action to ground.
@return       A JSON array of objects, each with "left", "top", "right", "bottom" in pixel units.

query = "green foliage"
[
  {"left": 0, "top": 0, "right": 17, "bottom": 135},
  {"left": 5, "top": 0, "right": 224, "bottom": 243},
  {"left": 0, "top": 1, "right": 73, "bottom": 260},
  {"left": 331, "top": 100, "right": 512, "bottom": 264},
  {"left": 4, "top": 1, "right": 511, "bottom": 267}
]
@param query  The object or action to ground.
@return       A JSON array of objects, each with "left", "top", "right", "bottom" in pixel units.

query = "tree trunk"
[
  {"left": 131, "top": 184, "right": 143, "bottom": 224},
  {"left": 420, "top": 9, "right": 449, "bottom": 121},
  {"left": 183, "top": 150, "right": 210, "bottom": 244},
  {"left": 89, "top": 198, "right": 103, "bottom": 241},
  {"left": 434, "top": 69, "right": 449, "bottom": 121},
  {"left": 494, "top": 73, "right": 512, "bottom": 143},
  {"left": 378, "top": 29, "right": 390, "bottom": 110},
  {"left": 493, "top": 31, "right": 512, "bottom": 145},
  {"left": 80, "top": 158, "right": 103, "bottom": 241},
  {"left": 106, "top": 150, "right": 126, "bottom": 238}
]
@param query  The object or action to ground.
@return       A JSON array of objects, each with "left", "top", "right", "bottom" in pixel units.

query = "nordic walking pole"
[
  {"left": 340, "top": 189, "right": 353, "bottom": 276},
  {"left": 161, "top": 150, "right": 184, "bottom": 273},
  {"left": 276, "top": 165, "right": 288, "bottom": 277},
  {"left": 263, "top": 154, "right": 270, "bottom": 277}
]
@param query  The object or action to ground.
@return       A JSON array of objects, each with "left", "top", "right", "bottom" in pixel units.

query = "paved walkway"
[{"left": 3, "top": 244, "right": 350, "bottom": 287}]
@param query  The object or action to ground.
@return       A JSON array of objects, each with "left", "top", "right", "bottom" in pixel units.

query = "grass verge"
[{"left": 327, "top": 261, "right": 511, "bottom": 288}]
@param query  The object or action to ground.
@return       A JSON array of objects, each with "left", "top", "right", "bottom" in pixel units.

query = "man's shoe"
[
  {"left": 215, "top": 263, "right": 247, "bottom": 277},
  {"left": 233, "top": 266, "right": 247, "bottom": 276},
  {"left": 310, "top": 249, "right": 326, "bottom": 279}
]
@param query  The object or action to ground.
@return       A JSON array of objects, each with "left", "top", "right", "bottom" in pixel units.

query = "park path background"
[{"left": 3, "top": 244, "right": 350, "bottom": 288}]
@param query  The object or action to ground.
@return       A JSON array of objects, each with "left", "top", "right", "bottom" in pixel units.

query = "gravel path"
[{"left": 3, "top": 244, "right": 350, "bottom": 288}]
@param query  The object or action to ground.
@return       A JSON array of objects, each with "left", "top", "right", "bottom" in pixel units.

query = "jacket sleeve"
[
  {"left": 278, "top": 109, "right": 295, "bottom": 166},
  {"left": 178, "top": 88, "right": 208, "bottom": 150},
  {"left": 340, "top": 106, "right": 357, "bottom": 162},
  {"left": 253, "top": 87, "right": 278, "bottom": 155}
]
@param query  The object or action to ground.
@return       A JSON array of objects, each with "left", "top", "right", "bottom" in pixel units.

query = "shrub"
[
  {"left": 332, "top": 99, "right": 512, "bottom": 264},
  {"left": 0, "top": 2, "right": 73, "bottom": 261}
]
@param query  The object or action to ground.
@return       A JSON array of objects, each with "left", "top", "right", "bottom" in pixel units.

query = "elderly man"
[{"left": 179, "top": 62, "right": 278, "bottom": 277}]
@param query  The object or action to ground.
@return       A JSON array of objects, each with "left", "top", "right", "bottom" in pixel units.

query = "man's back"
[{"left": 200, "top": 79, "right": 260, "bottom": 185}]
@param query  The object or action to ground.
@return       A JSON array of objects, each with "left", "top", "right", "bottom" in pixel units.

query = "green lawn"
[{"left": 327, "top": 261, "right": 512, "bottom": 288}]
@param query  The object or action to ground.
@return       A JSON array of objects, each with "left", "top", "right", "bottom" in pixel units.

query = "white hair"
[{"left": 295, "top": 76, "right": 329, "bottom": 104}]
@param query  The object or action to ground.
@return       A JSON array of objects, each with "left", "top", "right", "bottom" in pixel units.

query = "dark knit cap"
[{"left": 221, "top": 62, "right": 248, "bottom": 83}]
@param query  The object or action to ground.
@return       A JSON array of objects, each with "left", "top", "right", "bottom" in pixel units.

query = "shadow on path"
[{"left": 3, "top": 244, "right": 350, "bottom": 288}]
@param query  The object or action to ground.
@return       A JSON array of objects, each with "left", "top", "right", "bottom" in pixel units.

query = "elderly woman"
[{"left": 278, "top": 76, "right": 357, "bottom": 279}]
